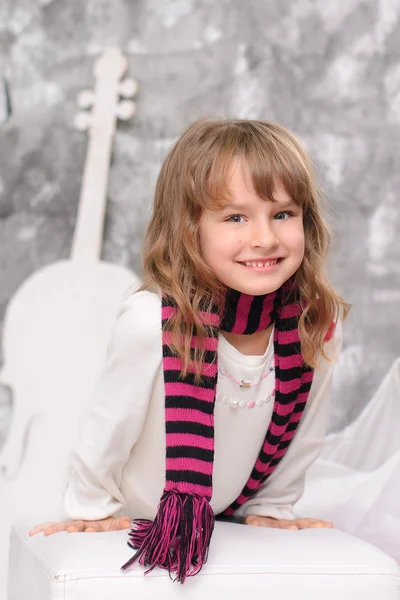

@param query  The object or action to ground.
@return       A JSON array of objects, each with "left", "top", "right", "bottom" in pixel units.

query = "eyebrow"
[{"left": 221, "top": 200, "right": 297, "bottom": 211}]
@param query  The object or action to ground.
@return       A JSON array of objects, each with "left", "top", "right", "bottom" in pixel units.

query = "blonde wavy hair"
[{"left": 136, "top": 116, "right": 351, "bottom": 383}]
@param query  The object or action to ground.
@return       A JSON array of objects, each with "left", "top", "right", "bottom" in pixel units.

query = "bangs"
[{"left": 191, "top": 122, "right": 313, "bottom": 212}]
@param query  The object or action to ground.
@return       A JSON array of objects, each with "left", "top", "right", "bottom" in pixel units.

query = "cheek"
[
  {"left": 294, "top": 233, "right": 305, "bottom": 252},
  {"left": 288, "top": 225, "right": 305, "bottom": 253},
  {"left": 199, "top": 225, "right": 223, "bottom": 258}
]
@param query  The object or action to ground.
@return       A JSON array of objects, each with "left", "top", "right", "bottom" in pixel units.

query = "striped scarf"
[{"left": 121, "top": 278, "right": 319, "bottom": 582}]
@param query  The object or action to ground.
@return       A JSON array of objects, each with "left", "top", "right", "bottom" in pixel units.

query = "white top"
[{"left": 62, "top": 289, "right": 343, "bottom": 522}]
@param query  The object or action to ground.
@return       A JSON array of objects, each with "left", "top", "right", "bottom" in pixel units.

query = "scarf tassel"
[{"left": 120, "top": 490, "right": 215, "bottom": 583}]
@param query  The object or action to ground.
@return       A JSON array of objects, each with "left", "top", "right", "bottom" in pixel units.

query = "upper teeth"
[{"left": 243, "top": 259, "right": 279, "bottom": 267}]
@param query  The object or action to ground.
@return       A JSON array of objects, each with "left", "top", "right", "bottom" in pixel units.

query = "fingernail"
[{"left": 250, "top": 520, "right": 261, "bottom": 526}]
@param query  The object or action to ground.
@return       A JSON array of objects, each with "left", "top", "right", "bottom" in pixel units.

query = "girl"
[{"left": 29, "top": 117, "right": 350, "bottom": 583}]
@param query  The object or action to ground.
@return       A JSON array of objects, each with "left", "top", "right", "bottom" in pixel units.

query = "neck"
[{"left": 221, "top": 324, "right": 274, "bottom": 356}]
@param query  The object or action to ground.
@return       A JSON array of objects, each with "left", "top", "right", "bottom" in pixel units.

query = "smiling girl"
[{"left": 29, "top": 117, "right": 350, "bottom": 583}]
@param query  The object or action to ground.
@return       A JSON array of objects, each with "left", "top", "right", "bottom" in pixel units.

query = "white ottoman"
[{"left": 8, "top": 517, "right": 400, "bottom": 600}]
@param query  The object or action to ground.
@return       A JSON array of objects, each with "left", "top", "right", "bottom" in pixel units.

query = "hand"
[
  {"left": 28, "top": 515, "right": 132, "bottom": 537},
  {"left": 244, "top": 515, "right": 334, "bottom": 529}
]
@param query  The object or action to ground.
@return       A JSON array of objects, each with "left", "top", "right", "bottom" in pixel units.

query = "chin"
[{"left": 231, "top": 281, "right": 283, "bottom": 296}]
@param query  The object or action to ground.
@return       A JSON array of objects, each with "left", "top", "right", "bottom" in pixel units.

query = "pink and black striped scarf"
[{"left": 121, "top": 278, "right": 332, "bottom": 582}]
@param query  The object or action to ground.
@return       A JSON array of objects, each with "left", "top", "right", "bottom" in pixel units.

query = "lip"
[{"left": 238, "top": 257, "right": 283, "bottom": 263}]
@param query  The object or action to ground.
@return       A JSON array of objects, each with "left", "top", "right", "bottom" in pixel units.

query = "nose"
[{"left": 249, "top": 218, "right": 279, "bottom": 249}]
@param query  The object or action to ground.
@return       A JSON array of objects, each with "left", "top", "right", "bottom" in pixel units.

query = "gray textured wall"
[{"left": 1, "top": 0, "right": 400, "bottom": 450}]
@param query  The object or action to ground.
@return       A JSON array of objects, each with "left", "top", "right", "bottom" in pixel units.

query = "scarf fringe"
[{"left": 120, "top": 490, "right": 215, "bottom": 583}]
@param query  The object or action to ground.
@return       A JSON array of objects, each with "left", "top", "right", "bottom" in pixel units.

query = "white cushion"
[{"left": 8, "top": 517, "right": 400, "bottom": 600}]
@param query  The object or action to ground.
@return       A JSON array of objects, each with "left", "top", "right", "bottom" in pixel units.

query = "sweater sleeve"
[
  {"left": 234, "top": 314, "right": 344, "bottom": 522},
  {"left": 62, "top": 290, "right": 162, "bottom": 521}
]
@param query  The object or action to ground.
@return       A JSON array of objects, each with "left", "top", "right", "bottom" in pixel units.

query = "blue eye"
[
  {"left": 226, "top": 214, "right": 245, "bottom": 223},
  {"left": 274, "top": 211, "right": 293, "bottom": 220},
  {"left": 225, "top": 211, "right": 295, "bottom": 223}
]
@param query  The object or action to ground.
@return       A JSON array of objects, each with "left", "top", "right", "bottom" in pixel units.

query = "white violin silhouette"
[{"left": 0, "top": 47, "right": 141, "bottom": 594}]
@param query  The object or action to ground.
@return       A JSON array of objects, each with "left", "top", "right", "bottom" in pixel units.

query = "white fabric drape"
[{"left": 295, "top": 357, "right": 400, "bottom": 563}]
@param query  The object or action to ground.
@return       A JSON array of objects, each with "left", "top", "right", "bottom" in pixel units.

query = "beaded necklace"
[{"left": 217, "top": 365, "right": 276, "bottom": 408}]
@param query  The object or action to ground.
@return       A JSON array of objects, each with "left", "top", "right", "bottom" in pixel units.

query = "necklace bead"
[
  {"left": 240, "top": 377, "right": 253, "bottom": 388},
  {"left": 217, "top": 364, "right": 275, "bottom": 409},
  {"left": 216, "top": 393, "right": 274, "bottom": 409},
  {"left": 218, "top": 365, "right": 274, "bottom": 388}
]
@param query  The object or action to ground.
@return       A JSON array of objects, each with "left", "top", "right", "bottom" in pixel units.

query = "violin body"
[{"left": 0, "top": 260, "right": 139, "bottom": 551}]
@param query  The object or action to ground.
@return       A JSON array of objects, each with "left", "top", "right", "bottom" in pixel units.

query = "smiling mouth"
[{"left": 239, "top": 258, "right": 284, "bottom": 267}]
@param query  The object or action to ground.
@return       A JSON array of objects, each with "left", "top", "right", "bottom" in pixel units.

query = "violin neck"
[{"left": 70, "top": 89, "right": 117, "bottom": 263}]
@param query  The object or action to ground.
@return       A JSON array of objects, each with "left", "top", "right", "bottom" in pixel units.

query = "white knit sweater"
[{"left": 62, "top": 290, "right": 343, "bottom": 522}]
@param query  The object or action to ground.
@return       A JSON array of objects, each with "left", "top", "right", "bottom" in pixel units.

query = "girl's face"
[{"left": 199, "top": 158, "right": 305, "bottom": 295}]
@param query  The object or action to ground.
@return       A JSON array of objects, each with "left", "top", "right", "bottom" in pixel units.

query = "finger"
[
  {"left": 44, "top": 522, "right": 67, "bottom": 536},
  {"left": 314, "top": 519, "right": 334, "bottom": 527},
  {"left": 260, "top": 517, "right": 287, "bottom": 528},
  {"left": 295, "top": 518, "right": 333, "bottom": 529},
  {"left": 292, "top": 519, "right": 314, "bottom": 529},
  {"left": 66, "top": 523, "right": 86, "bottom": 533},
  {"left": 84, "top": 525, "right": 100, "bottom": 533},
  {"left": 112, "top": 516, "right": 132, "bottom": 530},
  {"left": 119, "top": 517, "right": 133, "bottom": 529},
  {"left": 315, "top": 521, "right": 333, "bottom": 527},
  {"left": 245, "top": 516, "right": 262, "bottom": 527},
  {"left": 250, "top": 517, "right": 285, "bottom": 528},
  {"left": 310, "top": 519, "right": 333, "bottom": 528},
  {"left": 277, "top": 520, "right": 298, "bottom": 530},
  {"left": 260, "top": 518, "right": 298, "bottom": 529},
  {"left": 29, "top": 522, "right": 56, "bottom": 536},
  {"left": 68, "top": 521, "right": 87, "bottom": 533},
  {"left": 46, "top": 521, "right": 85, "bottom": 535}
]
